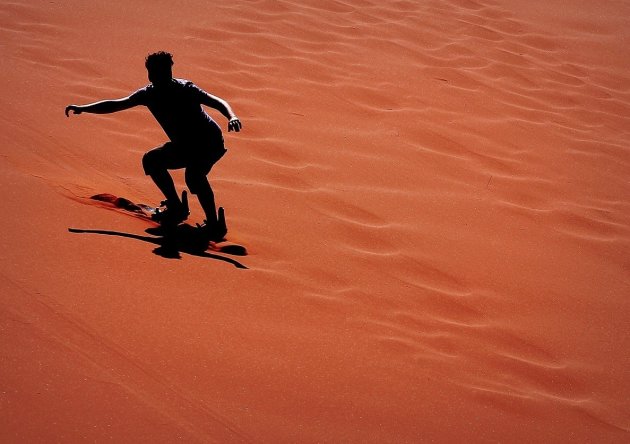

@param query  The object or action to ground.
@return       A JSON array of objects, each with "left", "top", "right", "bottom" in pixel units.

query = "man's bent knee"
[{"left": 142, "top": 150, "right": 162, "bottom": 175}]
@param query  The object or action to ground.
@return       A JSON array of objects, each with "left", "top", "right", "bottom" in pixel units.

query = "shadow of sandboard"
[{"left": 69, "top": 193, "right": 248, "bottom": 268}]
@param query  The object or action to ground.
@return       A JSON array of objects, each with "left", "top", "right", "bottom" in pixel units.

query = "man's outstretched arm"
[
  {"left": 65, "top": 95, "right": 140, "bottom": 117},
  {"left": 199, "top": 92, "right": 242, "bottom": 132}
]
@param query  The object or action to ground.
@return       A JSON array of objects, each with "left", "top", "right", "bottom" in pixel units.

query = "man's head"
[{"left": 145, "top": 51, "right": 173, "bottom": 86}]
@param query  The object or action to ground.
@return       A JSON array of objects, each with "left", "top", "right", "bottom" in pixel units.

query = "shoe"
[
  {"left": 198, "top": 207, "right": 227, "bottom": 242},
  {"left": 152, "top": 191, "right": 190, "bottom": 225}
]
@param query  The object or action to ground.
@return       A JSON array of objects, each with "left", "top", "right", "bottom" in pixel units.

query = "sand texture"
[{"left": 1, "top": 0, "right": 629, "bottom": 442}]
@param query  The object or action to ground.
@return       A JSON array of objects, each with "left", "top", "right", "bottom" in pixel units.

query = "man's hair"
[{"left": 145, "top": 51, "right": 174, "bottom": 71}]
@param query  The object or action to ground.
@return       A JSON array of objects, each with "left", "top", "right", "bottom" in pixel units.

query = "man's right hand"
[{"left": 65, "top": 105, "right": 83, "bottom": 117}]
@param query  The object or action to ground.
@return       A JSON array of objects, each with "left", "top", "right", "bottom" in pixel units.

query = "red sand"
[{"left": 1, "top": 0, "right": 629, "bottom": 442}]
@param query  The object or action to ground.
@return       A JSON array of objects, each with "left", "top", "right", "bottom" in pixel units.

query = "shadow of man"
[{"left": 69, "top": 225, "right": 248, "bottom": 269}]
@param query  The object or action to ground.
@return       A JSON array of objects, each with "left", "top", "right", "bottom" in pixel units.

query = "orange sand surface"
[{"left": 1, "top": 0, "right": 629, "bottom": 442}]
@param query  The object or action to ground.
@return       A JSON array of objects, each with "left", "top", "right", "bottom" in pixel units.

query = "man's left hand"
[{"left": 228, "top": 117, "right": 242, "bottom": 132}]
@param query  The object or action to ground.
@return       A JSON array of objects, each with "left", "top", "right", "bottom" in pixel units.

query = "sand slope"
[{"left": 1, "top": 0, "right": 629, "bottom": 442}]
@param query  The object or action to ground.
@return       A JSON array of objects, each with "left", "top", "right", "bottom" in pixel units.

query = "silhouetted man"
[{"left": 65, "top": 51, "right": 241, "bottom": 240}]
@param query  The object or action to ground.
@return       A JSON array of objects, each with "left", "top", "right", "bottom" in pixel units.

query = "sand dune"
[{"left": 1, "top": 0, "right": 629, "bottom": 442}]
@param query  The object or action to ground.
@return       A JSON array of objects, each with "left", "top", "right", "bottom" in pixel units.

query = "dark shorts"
[{"left": 142, "top": 140, "right": 226, "bottom": 194}]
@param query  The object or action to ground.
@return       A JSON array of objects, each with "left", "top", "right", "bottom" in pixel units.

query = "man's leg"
[
  {"left": 186, "top": 168, "right": 227, "bottom": 240},
  {"left": 186, "top": 170, "right": 217, "bottom": 224},
  {"left": 149, "top": 169, "right": 181, "bottom": 205},
  {"left": 143, "top": 144, "right": 182, "bottom": 205},
  {"left": 142, "top": 144, "right": 189, "bottom": 224}
]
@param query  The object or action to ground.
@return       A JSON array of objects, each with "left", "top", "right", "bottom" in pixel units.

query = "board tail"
[{"left": 181, "top": 190, "right": 189, "bottom": 214}]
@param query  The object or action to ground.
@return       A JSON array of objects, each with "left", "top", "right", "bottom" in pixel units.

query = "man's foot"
[
  {"left": 152, "top": 191, "right": 190, "bottom": 225},
  {"left": 198, "top": 207, "right": 227, "bottom": 242}
]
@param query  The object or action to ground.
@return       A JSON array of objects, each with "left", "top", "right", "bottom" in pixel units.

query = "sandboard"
[{"left": 86, "top": 192, "right": 246, "bottom": 256}]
